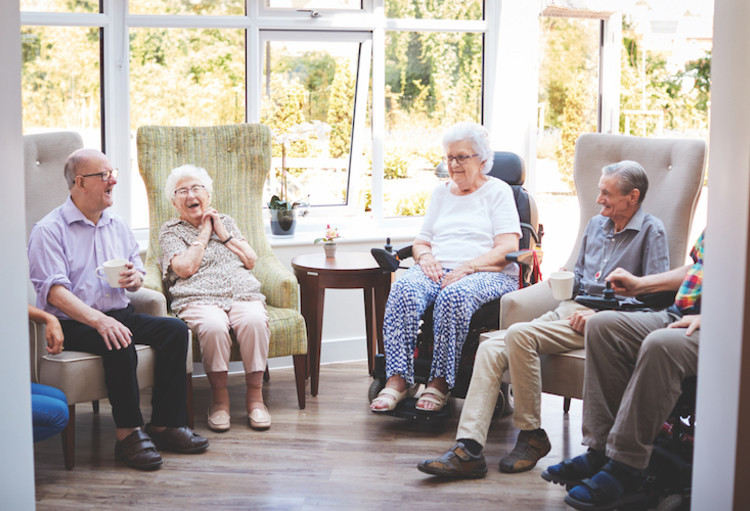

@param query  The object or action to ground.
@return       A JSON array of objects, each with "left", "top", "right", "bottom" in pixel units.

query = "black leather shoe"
[
  {"left": 417, "top": 442, "right": 488, "bottom": 478},
  {"left": 114, "top": 430, "right": 163, "bottom": 471},
  {"left": 144, "top": 424, "right": 209, "bottom": 454}
]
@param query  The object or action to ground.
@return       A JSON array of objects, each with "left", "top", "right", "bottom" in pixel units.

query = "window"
[
  {"left": 16, "top": 2, "right": 503, "bottom": 233},
  {"left": 21, "top": 25, "right": 101, "bottom": 149},
  {"left": 383, "top": 30, "right": 483, "bottom": 217},
  {"left": 260, "top": 32, "right": 370, "bottom": 215}
]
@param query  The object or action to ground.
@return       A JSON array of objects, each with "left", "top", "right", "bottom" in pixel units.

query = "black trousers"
[{"left": 60, "top": 305, "right": 189, "bottom": 428}]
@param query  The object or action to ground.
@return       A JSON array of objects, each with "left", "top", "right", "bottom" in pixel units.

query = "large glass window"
[
  {"left": 260, "top": 33, "right": 369, "bottom": 213},
  {"left": 20, "top": 0, "right": 98, "bottom": 14},
  {"left": 129, "top": 0, "right": 244, "bottom": 16},
  {"left": 537, "top": 16, "right": 600, "bottom": 194},
  {"left": 21, "top": 25, "right": 101, "bottom": 148},
  {"left": 266, "top": 1, "right": 362, "bottom": 10},
  {"left": 129, "top": 27, "right": 246, "bottom": 229},
  {"left": 385, "top": 0, "right": 482, "bottom": 20},
  {"left": 382, "top": 30, "right": 483, "bottom": 217}
]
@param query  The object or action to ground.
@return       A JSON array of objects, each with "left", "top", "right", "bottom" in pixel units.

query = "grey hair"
[
  {"left": 63, "top": 150, "right": 89, "bottom": 189},
  {"left": 602, "top": 160, "right": 649, "bottom": 203},
  {"left": 164, "top": 164, "right": 213, "bottom": 199},
  {"left": 441, "top": 121, "right": 494, "bottom": 175}
]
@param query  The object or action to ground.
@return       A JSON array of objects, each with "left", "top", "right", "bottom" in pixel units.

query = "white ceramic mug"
[
  {"left": 95, "top": 259, "right": 129, "bottom": 288},
  {"left": 549, "top": 270, "right": 575, "bottom": 301}
]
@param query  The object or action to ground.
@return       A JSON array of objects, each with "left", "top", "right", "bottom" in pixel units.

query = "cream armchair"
[
  {"left": 491, "top": 133, "right": 707, "bottom": 410},
  {"left": 24, "top": 131, "right": 193, "bottom": 470}
]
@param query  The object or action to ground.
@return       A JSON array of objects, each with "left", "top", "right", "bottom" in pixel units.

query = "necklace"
[{"left": 595, "top": 234, "right": 627, "bottom": 280}]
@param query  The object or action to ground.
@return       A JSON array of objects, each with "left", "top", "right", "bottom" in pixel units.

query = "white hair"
[
  {"left": 164, "top": 164, "right": 213, "bottom": 199},
  {"left": 441, "top": 121, "right": 494, "bottom": 175}
]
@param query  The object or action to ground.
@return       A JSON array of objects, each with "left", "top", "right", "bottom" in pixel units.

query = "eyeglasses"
[
  {"left": 174, "top": 185, "right": 206, "bottom": 197},
  {"left": 443, "top": 154, "right": 479, "bottom": 166},
  {"left": 80, "top": 168, "right": 118, "bottom": 181}
]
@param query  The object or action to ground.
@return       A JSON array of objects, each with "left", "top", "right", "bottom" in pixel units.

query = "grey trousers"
[{"left": 582, "top": 309, "right": 699, "bottom": 470}]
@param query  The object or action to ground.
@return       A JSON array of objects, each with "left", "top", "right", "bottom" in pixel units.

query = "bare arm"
[
  {"left": 206, "top": 209, "right": 257, "bottom": 270},
  {"left": 413, "top": 238, "right": 442, "bottom": 283},
  {"left": 606, "top": 264, "right": 692, "bottom": 296},
  {"left": 28, "top": 304, "right": 65, "bottom": 354},
  {"left": 47, "top": 285, "right": 132, "bottom": 351},
  {"left": 169, "top": 216, "right": 213, "bottom": 279},
  {"left": 440, "top": 232, "right": 520, "bottom": 289}
]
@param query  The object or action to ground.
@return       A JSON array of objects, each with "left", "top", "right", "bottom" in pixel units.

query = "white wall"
[
  {"left": 692, "top": 0, "right": 750, "bottom": 507},
  {"left": 1, "top": 2, "right": 36, "bottom": 509}
]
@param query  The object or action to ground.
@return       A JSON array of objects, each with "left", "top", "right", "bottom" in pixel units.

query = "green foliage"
[
  {"left": 554, "top": 81, "right": 592, "bottom": 193},
  {"left": 396, "top": 190, "right": 431, "bottom": 216},
  {"left": 384, "top": 152, "right": 409, "bottom": 180},
  {"left": 327, "top": 60, "right": 355, "bottom": 158}
]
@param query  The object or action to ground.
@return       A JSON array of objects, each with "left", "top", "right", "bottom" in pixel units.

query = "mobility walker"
[{"left": 369, "top": 151, "right": 543, "bottom": 421}]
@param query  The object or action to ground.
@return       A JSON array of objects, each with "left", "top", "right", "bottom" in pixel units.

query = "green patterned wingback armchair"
[{"left": 136, "top": 124, "right": 307, "bottom": 409}]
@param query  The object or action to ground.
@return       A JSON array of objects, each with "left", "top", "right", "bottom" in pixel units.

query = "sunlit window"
[
  {"left": 20, "top": 0, "right": 98, "bottom": 14},
  {"left": 260, "top": 35, "right": 366, "bottom": 212},
  {"left": 383, "top": 30, "right": 483, "bottom": 217},
  {"left": 129, "top": 0, "right": 244, "bottom": 16},
  {"left": 21, "top": 25, "right": 101, "bottom": 149},
  {"left": 266, "top": 0, "right": 362, "bottom": 10},
  {"left": 129, "top": 26, "right": 246, "bottom": 229},
  {"left": 385, "top": 0, "right": 482, "bottom": 20}
]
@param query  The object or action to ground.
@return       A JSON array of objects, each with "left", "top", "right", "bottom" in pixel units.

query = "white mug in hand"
[
  {"left": 95, "top": 259, "right": 128, "bottom": 288},
  {"left": 549, "top": 270, "right": 575, "bottom": 301}
]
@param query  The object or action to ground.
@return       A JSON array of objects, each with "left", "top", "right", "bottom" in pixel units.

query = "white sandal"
[
  {"left": 415, "top": 387, "right": 449, "bottom": 412},
  {"left": 370, "top": 387, "right": 408, "bottom": 413}
]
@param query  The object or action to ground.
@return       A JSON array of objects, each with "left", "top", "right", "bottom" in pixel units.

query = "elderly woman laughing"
[
  {"left": 370, "top": 122, "right": 521, "bottom": 414},
  {"left": 159, "top": 164, "right": 271, "bottom": 432}
]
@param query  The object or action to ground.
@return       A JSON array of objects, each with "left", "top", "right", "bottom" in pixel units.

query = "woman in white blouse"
[{"left": 371, "top": 122, "right": 521, "bottom": 414}]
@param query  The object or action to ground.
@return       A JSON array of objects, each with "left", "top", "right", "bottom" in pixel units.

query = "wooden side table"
[{"left": 292, "top": 251, "right": 391, "bottom": 396}]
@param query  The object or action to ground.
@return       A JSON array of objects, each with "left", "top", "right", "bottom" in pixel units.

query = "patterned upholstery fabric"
[{"left": 136, "top": 124, "right": 307, "bottom": 362}]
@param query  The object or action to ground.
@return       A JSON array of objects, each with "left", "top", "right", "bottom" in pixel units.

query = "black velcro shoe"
[{"left": 499, "top": 429, "right": 551, "bottom": 473}]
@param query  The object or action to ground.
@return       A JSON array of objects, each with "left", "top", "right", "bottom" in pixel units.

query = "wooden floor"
[{"left": 33, "top": 361, "right": 584, "bottom": 510}]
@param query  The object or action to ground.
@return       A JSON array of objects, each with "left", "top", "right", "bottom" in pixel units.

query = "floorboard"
[{"left": 33, "top": 361, "right": 583, "bottom": 510}]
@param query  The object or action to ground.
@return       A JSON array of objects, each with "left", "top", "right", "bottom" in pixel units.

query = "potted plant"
[
  {"left": 314, "top": 224, "right": 341, "bottom": 258},
  {"left": 268, "top": 121, "right": 331, "bottom": 236}
]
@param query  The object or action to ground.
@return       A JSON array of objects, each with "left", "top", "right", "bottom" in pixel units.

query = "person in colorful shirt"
[{"left": 542, "top": 231, "right": 704, "bottom": 510}]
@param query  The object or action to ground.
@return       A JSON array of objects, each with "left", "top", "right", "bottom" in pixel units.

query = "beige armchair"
[
  {"left": 136, "top": 123, "right": 308, "bottom": 409},
  {"left": 24, "top": 131, "right": 194, "bottom": 470},
  {"left": 489, "top": 133, "right": 707, "bottom": 410}
]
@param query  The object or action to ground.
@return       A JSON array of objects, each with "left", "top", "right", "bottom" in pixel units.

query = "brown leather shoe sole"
[
  {"left": 145, "top": 425, "right": 209, "bottom": 454},
  {"left": 114, "top": 430, "right": 162, "bottom": 471}
]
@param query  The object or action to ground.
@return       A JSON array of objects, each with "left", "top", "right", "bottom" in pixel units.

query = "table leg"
[
  {"left": 297, "top": 271, "right": 326, "bottom": 397},
  {"left": 363, "top": 286, "right": 376, "bottom": 374},
  {"left": 374, "top": 272, "right": 391, "bottom": 357}
]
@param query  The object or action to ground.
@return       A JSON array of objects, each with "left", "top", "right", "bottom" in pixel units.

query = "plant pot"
[
  {"left": 323, "top": 243, "right": 337, "bottom": 259},
  {"left": 269, "top": 208, "right": 296, "bottom": 236}
]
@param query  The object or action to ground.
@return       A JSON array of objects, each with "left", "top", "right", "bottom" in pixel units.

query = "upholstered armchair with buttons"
[
  {"left": 24, "top": 131, "right": 194, "bottom": 470},
  {"left": 136, "top": 123, "right": 308, "bottom": 409}
]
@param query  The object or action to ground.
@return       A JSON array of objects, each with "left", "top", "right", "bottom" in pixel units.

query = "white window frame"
[{"left": 23, "top": 2, "right": 585, "bottom": 241}]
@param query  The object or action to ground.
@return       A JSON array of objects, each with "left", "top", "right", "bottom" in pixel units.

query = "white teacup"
[
  {"left": 95, "top": 259, "right": 129, "bottom": 288},
  {"left": 549, "top": 270, "right": 575, "bottom": 301}
]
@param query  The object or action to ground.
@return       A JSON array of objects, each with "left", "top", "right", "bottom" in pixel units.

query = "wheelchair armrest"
[
  {"left": 634, "top": 291, "right": 678, "bottom": 310},
  {"left": 505, "top": 249, "right": 542, "bottom": 266}
]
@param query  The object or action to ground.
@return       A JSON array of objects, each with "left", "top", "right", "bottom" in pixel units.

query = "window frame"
[{"left": 21, "top": 1, "right": 550, "bottom": 241}]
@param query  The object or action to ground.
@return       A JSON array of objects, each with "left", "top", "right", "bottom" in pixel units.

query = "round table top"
[{"left": 291, "top": 251, "right": 381, "bottom": 272}]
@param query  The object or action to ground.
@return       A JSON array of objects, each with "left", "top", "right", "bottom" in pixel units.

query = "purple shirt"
[{"left": 28, "top": 197, "right": 145, "bottom": 319}]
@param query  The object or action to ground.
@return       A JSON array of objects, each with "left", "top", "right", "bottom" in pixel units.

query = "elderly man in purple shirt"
[{"left": 28, "top": 148, "right": 208, "bottom": 471}]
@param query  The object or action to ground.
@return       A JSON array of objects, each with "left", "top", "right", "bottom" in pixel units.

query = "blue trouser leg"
[{"left": 31, "top": 383, "right": 69, "bottom": 442}]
